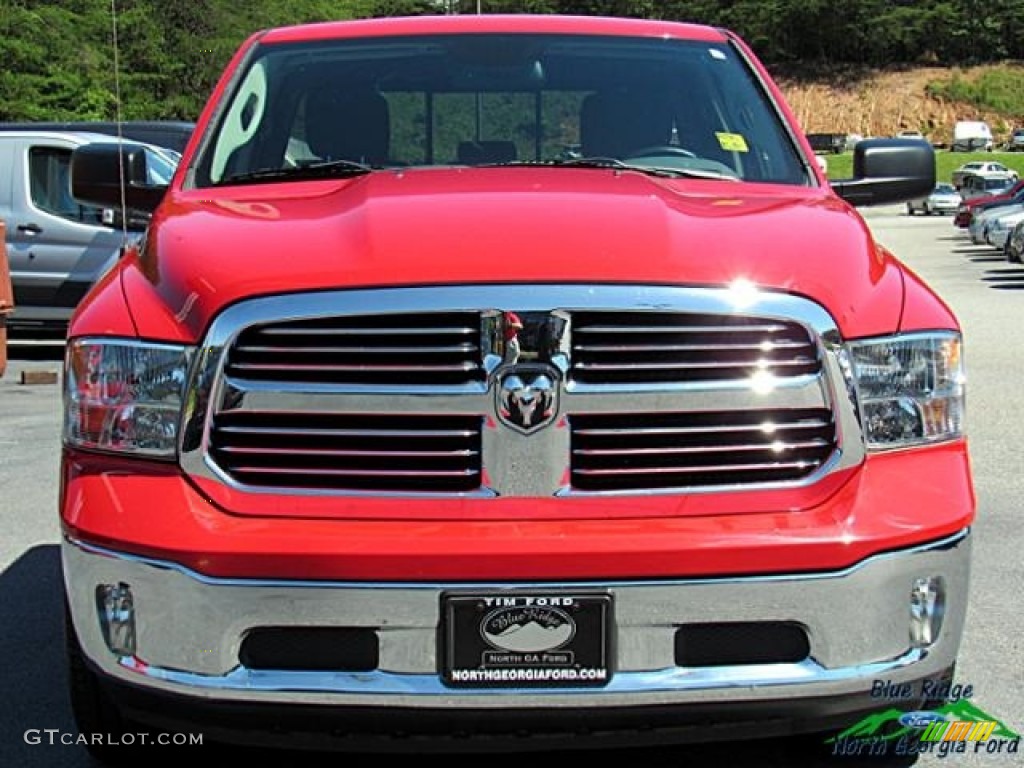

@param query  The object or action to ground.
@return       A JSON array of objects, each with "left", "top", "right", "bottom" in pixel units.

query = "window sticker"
[
  {"left": 716, "top": 132, "right": 749, "bottom": 152},
  {"left": 708, "top": 48, "right": 727, "bottom": 61}
]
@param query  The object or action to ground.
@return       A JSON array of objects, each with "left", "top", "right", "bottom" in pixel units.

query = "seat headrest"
[{"left": 305, "top": 88, "right": 390, "bottom": 165}]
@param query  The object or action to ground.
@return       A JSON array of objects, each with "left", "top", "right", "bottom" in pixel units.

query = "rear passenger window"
[{"left": 28, "top": 147, "right": 104, "bottom": 224}]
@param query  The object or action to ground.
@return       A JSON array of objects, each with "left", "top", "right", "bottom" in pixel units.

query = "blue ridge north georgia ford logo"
[{"left": 481, "top": 605, "right": 576, "bottom": 653}]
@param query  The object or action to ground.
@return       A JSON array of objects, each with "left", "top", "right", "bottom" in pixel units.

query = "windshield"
[
  {"left": 984, "top": 178, "right": 1013, "bottom": 191},
  {"left": 193, "top": 33, "right": 807, "bottom": 188}
]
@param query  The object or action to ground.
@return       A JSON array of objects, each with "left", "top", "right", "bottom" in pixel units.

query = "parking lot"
[{"left": 0, "top": 206, "right": 1021, "bottom": 766}]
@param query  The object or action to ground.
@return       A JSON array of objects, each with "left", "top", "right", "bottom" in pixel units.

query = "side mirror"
[
  {"left": 71, "top": 142, "right": 166, "bottom": 213},
  {"left": 831, "top": 138, "right": 935, "bottom": 206}
]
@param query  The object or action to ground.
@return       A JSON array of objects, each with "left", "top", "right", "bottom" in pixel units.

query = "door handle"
[{"left": 17, "top": 223, "right": 42, "bottom": 235}]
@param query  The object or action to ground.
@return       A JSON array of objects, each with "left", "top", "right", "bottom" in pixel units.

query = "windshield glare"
[{"left": 194, "top": 33, "right": 808, "bottom": 188}]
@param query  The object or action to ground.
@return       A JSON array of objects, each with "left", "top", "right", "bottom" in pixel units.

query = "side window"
[{"left": 28, "top": 147, "right": 104, "bottom": 224}]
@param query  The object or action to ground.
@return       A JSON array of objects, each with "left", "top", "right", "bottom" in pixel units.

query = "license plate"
[{"left": 442, "top": 593, "right": 612, "bottom": 688}]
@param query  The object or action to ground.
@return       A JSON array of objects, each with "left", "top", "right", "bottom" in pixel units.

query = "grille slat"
[
  {"left": 575, "top": 358, "right": 816, "bottom": 372},
  {"left": 210, "top": 412, "right": 482, "bottom": 493},
  {"left": 227, "top": 312, "right": 482, "bottom": 386},
  {"left": 575, "top": 461, "right": 821, "bottom": 476},
  {"left": 258, "top": 325, "right": 477, "bottom": 337},
  {"left": 574, "top": 439, "right": 831, "bottom": 457},
  {"left": 239, "top": 344, "right": 478, "bottom": 354},
  {"left": 229, "top": 466, "right": 479, "bottom": 479},
  {"left": 575, "top": 323, "right": 789, "bottom": 335},
  {"left": 219, "top": 446, "right": 479, "bottom": 459},
  {"left": 218, "top": 425, "right": 476, "bottom": 438},
  {"left": 574, "top": 418, "right": 832, "bottom": 437},
  {"left": 571, "top": 409, "right": 836, "bottom": 491},
  {"left": 571, "top": 311, "right": 820, "bottom": 385},
  {"left": 231, "top": 362, "right": 478, "bottom": 373},
  {"left": 575, "top": 340, "right": 809, "bottom": 352}
]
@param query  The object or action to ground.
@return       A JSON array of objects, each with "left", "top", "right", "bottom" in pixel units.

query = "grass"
[
  {"left": 824, "top": 151, "right": 1024, "bottom": 184},
  {"left": 926, "top": 66, "right": 1024, "bottom": 121}
]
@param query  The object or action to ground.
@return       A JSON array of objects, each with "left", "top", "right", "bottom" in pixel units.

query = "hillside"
[{"left": 777, "top": 65, "right": 1024, "bottom": 145}]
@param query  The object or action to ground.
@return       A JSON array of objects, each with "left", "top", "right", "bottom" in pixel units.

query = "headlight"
[
  {"left": 64, "top": 339, "right": 193, "bottom": 458},
  {"left": 846, "top": 333, "right": 964, "bottom": 449}
]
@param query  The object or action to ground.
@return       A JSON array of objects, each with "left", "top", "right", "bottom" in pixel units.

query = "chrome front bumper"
[{"left": 63, "top": 531, "right": 970, "bottom": 709}]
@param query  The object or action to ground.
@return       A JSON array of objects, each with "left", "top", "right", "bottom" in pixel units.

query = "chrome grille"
[
  {"left": 226, "top": 312, "right": 482, "bottom": 386},
  {"left": 182, "top": 286, "right": 860, "bottom": 500},
  {"left": 570, "top": 409, "right": 836, "bottom": 491},
  {"left": 571, "top": 311, "right": 820, "bottom": 385},
  {"left": 209, "top": 412, "right": 483, "bottom": 492}
]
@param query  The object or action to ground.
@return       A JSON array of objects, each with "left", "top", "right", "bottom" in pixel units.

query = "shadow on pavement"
[
  {"left": 0, "top": 546, "right": 904, "bottom": 767},
  {"left": 983, "top": 268, "right": 1024, "bottom": 289},
  {"left": 0, "top": 546, "right": 79, "bottom": 766}
]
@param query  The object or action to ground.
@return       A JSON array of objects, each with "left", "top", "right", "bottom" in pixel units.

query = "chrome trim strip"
[
  {"left": 68, "top": 529, "right": 968, "bottom": 590},
  {"left": 104, "top": 653, "right": 928, "bottom": 703}
]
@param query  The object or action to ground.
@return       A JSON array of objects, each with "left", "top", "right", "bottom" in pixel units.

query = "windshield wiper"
[
  {"left": 556, "top": 156, "right": 739, "bottom": 181},
  {"left": 217, "top": 159, "right": 374, "bottom": 186},
  {"left": 476, "top": 157, "right": 737, "bottom": 181}
]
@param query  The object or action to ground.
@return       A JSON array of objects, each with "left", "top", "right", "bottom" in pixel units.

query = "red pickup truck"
[{"left": 64, "top": 14, "right": 971, "bottom": 760}]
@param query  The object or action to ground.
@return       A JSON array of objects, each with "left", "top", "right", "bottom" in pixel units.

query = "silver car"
[{"left": 906, "top": 182, "right": 961, "bottom": 215}]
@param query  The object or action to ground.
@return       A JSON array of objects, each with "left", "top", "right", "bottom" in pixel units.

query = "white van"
[{"left": 952, "top": 121, "right": 994, "bottom": 152}]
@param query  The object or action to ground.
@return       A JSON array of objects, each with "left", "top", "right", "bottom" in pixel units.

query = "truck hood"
[{"left": 124, "top": 168, "right": 904, "bottom": 341}]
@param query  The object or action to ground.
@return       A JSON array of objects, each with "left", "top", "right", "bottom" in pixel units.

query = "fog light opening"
[
  {"left": 909, "top": 576, "right": 945, "bottom": 648},
  {"left": 95, "top": 583, "right": 136, "bottom": 656}
]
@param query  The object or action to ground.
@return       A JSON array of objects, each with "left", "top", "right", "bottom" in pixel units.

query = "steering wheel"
[{"left": 624, "top": 145, "right": 697, "bottom": 159}]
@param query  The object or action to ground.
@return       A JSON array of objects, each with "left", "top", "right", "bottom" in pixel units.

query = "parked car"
[
  {"left": 0, "top": 222, "right": 11, "bottom": 376},
  {"left": 895, "top": 130, "right": 924, "bottom": 140},
  {"left": 0, "top": 130, "right": 178, "bottom": 335},
  {"left": 954, "top": 179, "right": 1024, "bottom": 227},
  {"left": 0, "top": 121, "right": 194, "bottom": 153},
  {"left": 951, "top": 160, "right": 1017, "bottom": 189},
  {"left": 985, "top": 206, "right": 1024, "bottom": 250},
  {"left": 967, "top": 202, "right": 1023, "bottom": 245},
  {"left": 1005, "top": 128, "right": 1024, "bottom": 152},
  {"left": 907, "top": 182, "right": 960, "bottom": 215},
  {"left": 958, "top": 171, "right": 1017, "bottom": 201},
  {"left": 805, "top": 132, "right": 847, "bottom": 154},
  {"left": 1005, "top": 219, "right": 1024, "bottom": 262},
  {"left": 951, "top": 120, "right": 994, "bottom": 152},
  {"left": 64, "top": 13, "right": 968, "bottom": 763}
]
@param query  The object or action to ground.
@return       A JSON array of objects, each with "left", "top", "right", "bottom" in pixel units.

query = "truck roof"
[{"left": 260, "top": 14, "right": 729, "bottom": 45}]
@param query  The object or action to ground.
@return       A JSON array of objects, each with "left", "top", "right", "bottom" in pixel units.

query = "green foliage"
[
  {"left": 2, "top": 0, "right": 1024, "bottom": 123},
  {"left": 927, "top": 67, "right": 1024, "bottom": 116}
]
